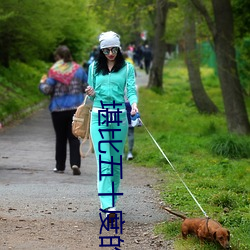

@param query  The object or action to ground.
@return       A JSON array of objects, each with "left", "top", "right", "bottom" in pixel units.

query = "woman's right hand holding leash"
[{"left": 85, "top": 86, "right": 95, "bottom": 97}]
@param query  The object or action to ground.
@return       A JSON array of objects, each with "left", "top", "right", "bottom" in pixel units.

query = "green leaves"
[{"left": 0, "top": 0, "right": 99, "bottom": 66}]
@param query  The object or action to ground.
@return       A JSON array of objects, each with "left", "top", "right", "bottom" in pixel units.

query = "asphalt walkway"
[{"left": 0, "top": 69, "right": 171, "bottom": 249}]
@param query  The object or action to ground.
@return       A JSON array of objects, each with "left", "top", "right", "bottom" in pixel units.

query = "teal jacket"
[{"left": 87, "top": 62, "right": 138, "bottom": 109}]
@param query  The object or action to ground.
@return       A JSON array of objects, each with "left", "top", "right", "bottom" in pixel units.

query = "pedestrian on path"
[
  {"left": 143, "top": 44, "right": 153, "bottom": 75},
  {"left": 39, "top": 45, "right": 88, "bottom": 175},
  {"left": 123, "top": 51, "right": 138, "bottom": 160},
  {"left": 85, "top": 31, "right": 138, "bottom": 217}
]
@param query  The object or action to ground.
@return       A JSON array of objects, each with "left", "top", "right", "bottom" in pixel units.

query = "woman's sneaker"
[
  {"left": 106, "top": 207, "right": 116, "bottom": 223},
  {"left": 72, "top": 165, "right": 81, "bottom": 175},
  {"left": 127, "top": 152, "right": 133, "bottom": 160}
]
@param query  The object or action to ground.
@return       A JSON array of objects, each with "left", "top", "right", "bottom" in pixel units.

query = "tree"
[
  {"left": 148, "top": 0, "right": 177, "bottom": 89},
  {"left": 184, "top": 1, "right": 218, "bottom": 114},
  {"left": 90, "top": 0, "right": 155, "bottom": 47},
  {"left": 232, "top": 0, "right": 250, "bottom": 40},
  {"left": 191, "top": 0, "right": 250, "bottom": 134},
  {"left": 0, "top": 0, "right": 98, "bottom": 66},
  {"left": 232, "top": 0, "right": 250, "bottom": 96}
]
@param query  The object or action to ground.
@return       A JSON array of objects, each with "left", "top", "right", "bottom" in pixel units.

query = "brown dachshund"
[{"left": 162, "top": 207, "right": 231, "bottom": 249}]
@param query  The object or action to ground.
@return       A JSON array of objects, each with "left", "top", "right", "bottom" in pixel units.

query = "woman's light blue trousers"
[{"left": 90, "top": 109, "right": 128, "bottom": 210}]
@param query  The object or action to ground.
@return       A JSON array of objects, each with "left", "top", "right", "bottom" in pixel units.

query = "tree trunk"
[
  {"left": 191, "top": 0, "right": 250, "bottom": 134},
  {"left": 184, "top": 4, "right": 218, "bottom": 114},
  {"left": 212, "top": 0, "right": 250, "bottom": 134},
  {"left": 147, "top": 0, "right": 169, "bottom": 90}
]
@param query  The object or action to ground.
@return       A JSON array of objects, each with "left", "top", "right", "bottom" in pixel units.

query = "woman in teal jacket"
[{"left": 86, "top": 31, "right": 138, "bottom": 220}]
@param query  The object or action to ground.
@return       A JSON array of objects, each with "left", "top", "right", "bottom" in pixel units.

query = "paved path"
[
  {"left": 135, "top": 68, "right": 149, "bottom": 88},
  {"left": 0, "top": 71, "right": 172, "bottom": 249},
  {"left": 0, "top": 106, "right": 165, "bottom": 224}
]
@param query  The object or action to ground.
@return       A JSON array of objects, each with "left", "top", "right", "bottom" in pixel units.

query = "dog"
[{"left": 162, "top": 206, "right": 231, "bottom": 249}]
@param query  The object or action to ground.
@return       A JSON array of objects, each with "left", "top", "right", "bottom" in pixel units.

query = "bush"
[
  {"left": 0, "top": 60, "right": 49, "bottom": 123},
  {"left": 210, "top": 134, "right": 250, "bottom": 159},
  {"left": 210, "top": 191, "right": 237, "bottom": 209}
]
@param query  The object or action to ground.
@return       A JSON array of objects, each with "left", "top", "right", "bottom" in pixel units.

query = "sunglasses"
[{"left": 102, "top": 47, "right": 119, "bottom": 55}]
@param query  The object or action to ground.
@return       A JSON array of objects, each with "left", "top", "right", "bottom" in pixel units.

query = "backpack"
[{"left": 72, "top": 95, "right": 93, "bottom": 158}]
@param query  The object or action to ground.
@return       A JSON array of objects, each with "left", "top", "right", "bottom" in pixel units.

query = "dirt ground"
[{"left": 0, "top": 77, "right": 174, "bottom": 249}]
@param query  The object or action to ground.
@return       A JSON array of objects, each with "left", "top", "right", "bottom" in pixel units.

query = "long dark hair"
[{"left": 95, "top": 48, "right": 126, "bottom": 75}]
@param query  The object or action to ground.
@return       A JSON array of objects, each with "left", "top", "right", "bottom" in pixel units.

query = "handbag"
[{"left": 72, "top": 95, "right": 93, "bottom": 158}]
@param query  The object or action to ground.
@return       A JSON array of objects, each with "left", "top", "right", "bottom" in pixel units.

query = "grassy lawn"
[{"left": 129, "top": 58, "right": 250, "bottom": 250}]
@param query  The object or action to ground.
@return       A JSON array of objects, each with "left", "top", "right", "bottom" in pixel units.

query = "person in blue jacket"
[
  {"left": 39, "top": 45, "right": 88, "bottom": 175},
  {"left": 85, "top": 31, "right": 138, "bottom": 219}
]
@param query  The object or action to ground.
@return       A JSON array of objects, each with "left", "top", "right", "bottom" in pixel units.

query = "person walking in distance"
[
  {"left": 143, "top": 44, "right": 152, "bottom": 74},
  {"left": 39, "top": 45, "right": 88, "bottom": 175},
  {"left": 123, "top": 52, "right": 137, "bottom": 160},
  {"left": 85, "top": 31, "right": 138, "bottom": 218}
]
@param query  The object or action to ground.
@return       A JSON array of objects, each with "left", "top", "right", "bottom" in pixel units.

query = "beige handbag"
[{"left": 72, "top": 95, "right": 93, "bottom": 158}]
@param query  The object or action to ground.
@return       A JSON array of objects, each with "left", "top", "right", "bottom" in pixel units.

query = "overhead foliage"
[
  {"left": 90, "top": 0, "right": 155, "bottom": 47},
  {"left": 232, "top": 0, "right": 250, "bottom": 40},
  {"left": 164, "top": 4, "right": 184, "bottom": 44},
  {"left": 0, "top": 0, "right": 100, "bottom": 66},
  {"left": 232, "top": 0, "right": 250, "bottom": 95}
]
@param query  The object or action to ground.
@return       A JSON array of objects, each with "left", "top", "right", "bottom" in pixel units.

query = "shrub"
[
  {"left": 210, "top": 191, "right": 237, "bottom": 209},
  {"left": 210, "top": 135, "right": 250, "bottom": 159}
]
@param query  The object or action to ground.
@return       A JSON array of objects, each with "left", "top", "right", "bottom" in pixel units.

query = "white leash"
[{"left": 139, "top": 118, "right": 209, "bottom": 218}]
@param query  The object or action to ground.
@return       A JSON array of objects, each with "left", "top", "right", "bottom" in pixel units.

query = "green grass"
[
  {"left": 129, "top": 58, "right": 250, "bottom": 250},
  {"left": 0, "top": 60, "right": 50, "bottom": 123}
]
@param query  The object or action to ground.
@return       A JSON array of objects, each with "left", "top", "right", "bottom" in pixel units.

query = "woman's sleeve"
[
  {"left": 76, "top": 67, "right": 88, "bottom": 84},
  {"left": 39, "top": 77, "right": 56, "bottom": 95},
  {"left": 126, "top": 63, "right": 138, "bottom": 105}
]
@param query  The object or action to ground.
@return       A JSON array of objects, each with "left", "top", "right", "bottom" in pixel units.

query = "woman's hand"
[
  {"left": 85, "top": 86, "right": 96, "bottom": 97},
  {"left": 131, "top": 103, "right": 138, "bottom": 116},
  {"left": 40, "top": 74, "right": 47, "bottom": 83}
]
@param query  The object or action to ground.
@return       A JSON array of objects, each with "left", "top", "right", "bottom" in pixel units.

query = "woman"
[
  {"left": 86, "top": 31, "right": 138, "bottom": 218},
  {"left": 39, "top": 45, "right": 88, "bottom": 175}
]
